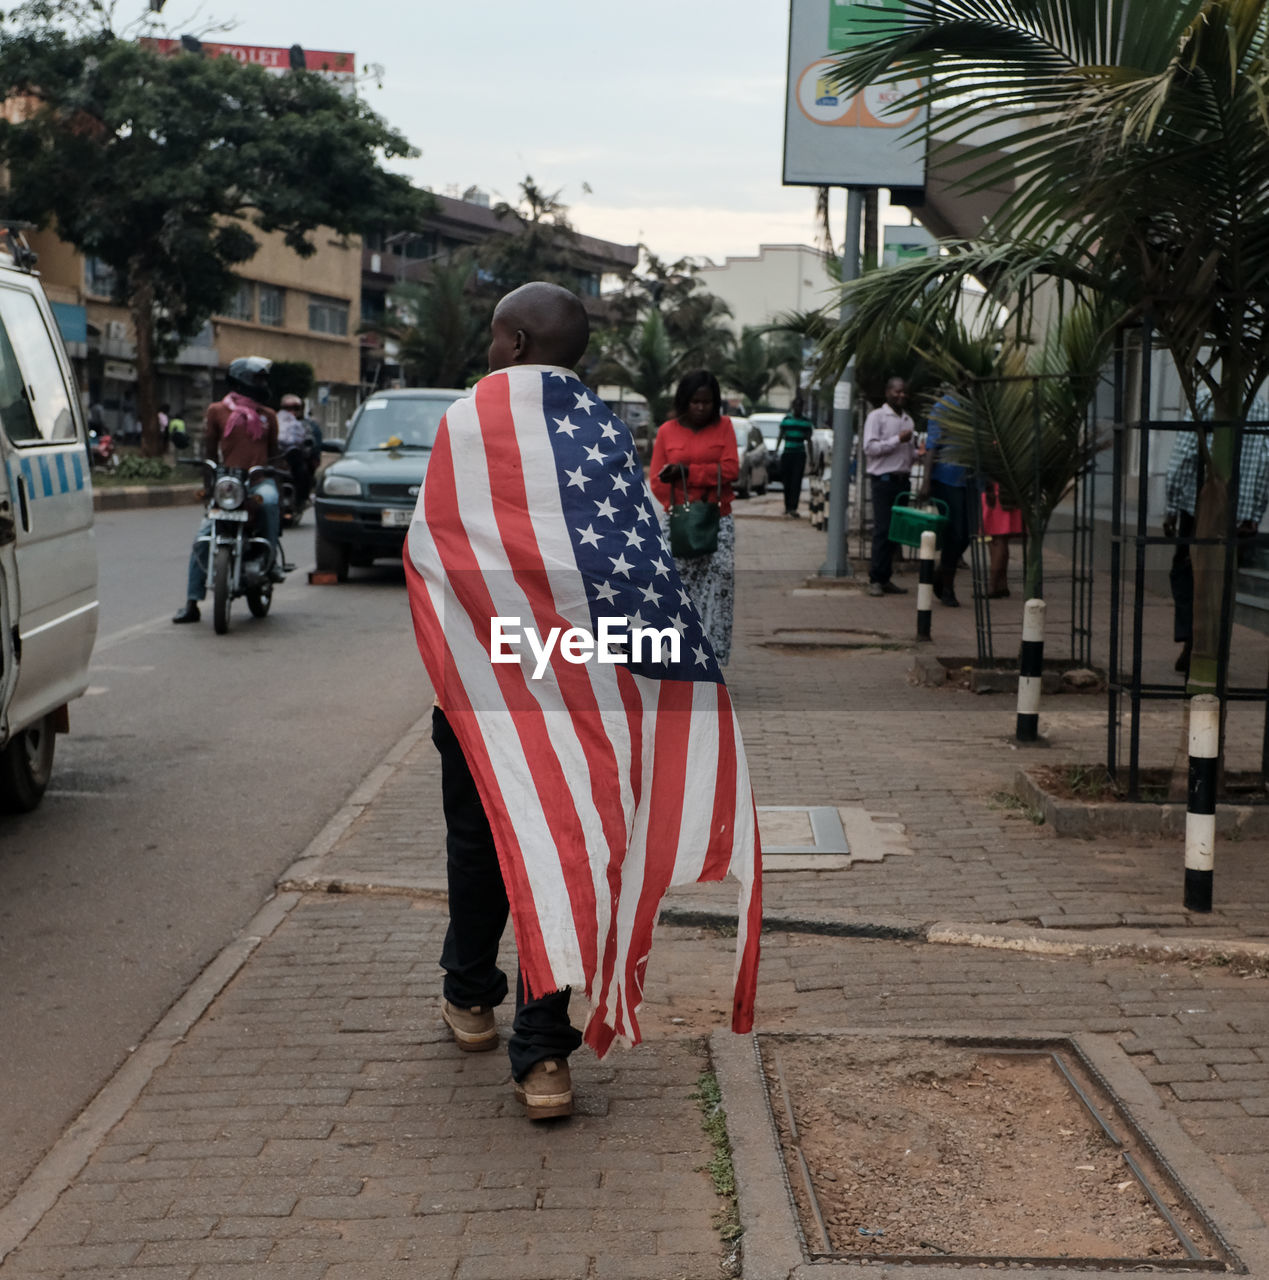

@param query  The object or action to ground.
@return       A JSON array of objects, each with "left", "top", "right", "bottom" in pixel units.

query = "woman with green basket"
[{"left": 649, "top": 370, "right": 740, "bottom": 665}]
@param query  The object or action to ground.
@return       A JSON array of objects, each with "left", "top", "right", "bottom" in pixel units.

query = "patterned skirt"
[{"left": 661, "top": 512, "right": 735, "bottom": 666}]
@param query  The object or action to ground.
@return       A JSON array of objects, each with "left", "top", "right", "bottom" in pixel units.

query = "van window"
[
  {"left": 0, "top": 288, "right": 76, "bottom": 443},
  {"left": 0, "top": 306, "right": 40, "bottom": 443}
]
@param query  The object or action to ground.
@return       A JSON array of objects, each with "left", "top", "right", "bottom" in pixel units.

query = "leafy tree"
[
  {"left": 600, "top": 308, "right": 680, "bottom": 427},
  {"left": 481, "top": 176, "right": 584, "bottom": 294},
  {"left": 596, "top": 249, "right": 735, "bottom": 427},
  {"left": 382, "top": 252, "right": 492, "bottom": 388},
  {"left": 722, "top": 327, "right": 799, "bottom": 412},
  {"left": 268, "top": 361, "right": 315, "bottom": 404},
  {"left": 0, "top": 25, "right": 430, "bottom": 454},
  {"left": 826, "top": 0, "right": 1269, "bottom": 691}
]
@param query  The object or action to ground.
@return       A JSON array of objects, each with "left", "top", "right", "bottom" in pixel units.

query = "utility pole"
[{"left": 821, "top": 187, "right": 866, "bottom": 577}]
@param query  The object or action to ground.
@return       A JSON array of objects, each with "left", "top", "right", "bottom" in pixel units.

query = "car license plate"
[
  {"left": 381, "top": 508, "right": 412, "bottom": 528},
  {"left": 209, "top": 508, "right": 249, "bottom": 521}
]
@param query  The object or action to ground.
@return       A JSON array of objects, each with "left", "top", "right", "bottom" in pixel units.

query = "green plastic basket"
[{"left": 887, "top": 493, "right": 948, "bottom": 549}]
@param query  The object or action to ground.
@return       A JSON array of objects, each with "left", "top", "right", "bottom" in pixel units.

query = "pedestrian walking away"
[
  {"left": 776, "top": 395, "right": 815, "bottom": 517},
  {"left": 404, "top": 282, "right": 761, "bottom": 1121},
  {"left": 864, "top": 375, "right": 918, "bottom": 596},
  {"left": 649, "top": 369, "right": 741, "bottom": 664},
  {"left": 1163, "top": 403, "right": 1269, "bottom": 674},
  {"left": 920, "top": 392, "right": 974, "bottom": 607}
]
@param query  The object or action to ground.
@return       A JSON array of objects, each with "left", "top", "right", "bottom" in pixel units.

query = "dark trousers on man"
[
  {"left": 432, "top": 707, "right": 583, "bottom": 1081},
  {"left": 1169, "top": 511, "right": 1196, "bottom": 644},
  {"left": 930, "top": 479, "right": 972, "bottom": 589},
  {"left": 782, "top": 448, "right": 806, "bottom": 515},
  {"left": 869, "top": 471, "right": 910, "bottom": 585}
]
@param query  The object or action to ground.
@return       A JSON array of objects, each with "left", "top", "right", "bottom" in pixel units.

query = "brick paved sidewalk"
[{"left": 4, "top": 489, "right": 1269, "bottom": 1278}]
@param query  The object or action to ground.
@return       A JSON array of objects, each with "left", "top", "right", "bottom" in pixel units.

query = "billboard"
[
  {"left": 145, "top": 40, "right": 356, "bottom": 88},
  {"left": 783, "top": 0, "right": 927, "bottom": 190}
]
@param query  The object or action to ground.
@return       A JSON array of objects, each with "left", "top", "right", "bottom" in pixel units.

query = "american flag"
[{"left": 404, "top": 365, "right": 760, "bottom": 1055}]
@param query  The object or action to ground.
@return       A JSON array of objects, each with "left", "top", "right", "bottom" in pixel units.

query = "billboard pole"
[{"left": 821, "top": 186, "right": 865, "bottom": 577}]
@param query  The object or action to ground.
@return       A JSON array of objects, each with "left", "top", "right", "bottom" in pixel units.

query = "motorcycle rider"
[
  {"left": 277, "top": 393, "right": 317, "bottom": 509},
  {"left": 172, "top": 356, "right": 286, "bottom": 625}
]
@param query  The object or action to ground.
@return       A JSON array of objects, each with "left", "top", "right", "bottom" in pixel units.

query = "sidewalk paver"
[{"left": 3, "top": 487, "right": 1269, "bottom": 1278}]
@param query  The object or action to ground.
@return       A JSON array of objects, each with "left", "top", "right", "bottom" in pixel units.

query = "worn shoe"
[
  {"left": 867, "top": 582, "right": 884, "bottom": 597},
  {"left": 879, "top": 581, "right": 907, "bottom": 595},
  {"left": 939, "top": 590, "right": 961, "bottom": 608},
  {"left": 513, "top": 1057, "right": 573, "bottom": 1120},
  {"left": 441, "top": 999, "right": 498, "bottom": 1052},
  {"left": 268, "top": 565, "right": 287, "bottom": 583},
  {"left": 171, "top": 601, "right": 200, "bottom": 624},
  {"left": 1175, "top": 642, "right": 1192, "bottom": 674}
]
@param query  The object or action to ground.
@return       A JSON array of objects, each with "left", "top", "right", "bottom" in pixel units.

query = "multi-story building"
[
  {"left": 28, "top": 226, "right": 362, "bottom": 439},
  {"left": 360, "top": 188, "right": 638, "bottom": 390}
]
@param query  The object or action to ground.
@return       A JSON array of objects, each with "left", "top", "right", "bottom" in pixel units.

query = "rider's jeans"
[{"left": 185, "top": 478, "right": 280, "bottom": 601}]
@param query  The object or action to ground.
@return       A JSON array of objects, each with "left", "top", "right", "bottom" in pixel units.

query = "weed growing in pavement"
[
  {"left": 691, "top": 1071, "right": 742, "bottom": 1251},
  {"left": 989, "top": 790, "right": 1046, "bottom": 825},
  {"left": 1063, "top": 763, "right": 1118, "bottom": 800}
]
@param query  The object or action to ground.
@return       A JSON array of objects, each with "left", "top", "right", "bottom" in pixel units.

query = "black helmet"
[{"left": 226, "top": 356, "right": 272, "bottom": 401}]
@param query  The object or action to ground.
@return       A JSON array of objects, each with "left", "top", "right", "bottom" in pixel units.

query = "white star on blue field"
[{"left": 542, "top": 372, "right": 721, "bottom": 683}]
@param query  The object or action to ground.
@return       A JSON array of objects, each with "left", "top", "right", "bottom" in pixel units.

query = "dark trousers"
[
  {"left": 930, "top": 480, "right": 972, "bottom": 585},
  {"left": 782, "top": 448, "right": 806, "bottom": 514},
  {"left": 432, "top": 708, "right": 582, "bottom": 1080},
  {"left": 869, "top": 471, "right": 910, "bottom": 584},
  {"left": 1169, "top": 511, "right": 1196, "bottom": 644}
]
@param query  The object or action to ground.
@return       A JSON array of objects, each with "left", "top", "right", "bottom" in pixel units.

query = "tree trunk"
[{"left": 129, "top": 276, "right": 162, "bottom": 458}]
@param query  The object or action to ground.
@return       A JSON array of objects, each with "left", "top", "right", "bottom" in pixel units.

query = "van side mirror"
[{"left": 321, "top": 440, "right": 345, "bottom": 454}]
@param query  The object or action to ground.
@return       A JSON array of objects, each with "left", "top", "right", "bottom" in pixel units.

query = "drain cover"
[{"left": 759, "top": 1033, "right": 1235, "bottom": 1270}]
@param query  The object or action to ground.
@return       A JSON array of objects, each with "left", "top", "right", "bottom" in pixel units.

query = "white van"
[{"left": 0, "top": 231, "right": 98, "bottom": 811}]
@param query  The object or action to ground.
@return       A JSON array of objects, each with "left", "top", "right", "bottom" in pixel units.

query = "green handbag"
[{"left": 668, "top": 467, "right": 722, "bottom": 559}]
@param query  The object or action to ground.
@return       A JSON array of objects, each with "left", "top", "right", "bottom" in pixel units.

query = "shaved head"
[{"left": 488, "top": 281, "right": 590, "bottom": 372}]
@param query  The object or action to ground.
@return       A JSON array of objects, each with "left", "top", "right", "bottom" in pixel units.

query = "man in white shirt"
[{"left": 863, "top": 376, "right": 917, "bottom": 596}]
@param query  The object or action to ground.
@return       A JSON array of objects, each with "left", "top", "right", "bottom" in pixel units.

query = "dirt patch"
[
  {"left": 1032, "top": 764, "right": 1269, "bottom": 805},
  {"left": 761, "top": 1035, "right": 1215, "bottom": 1264}
]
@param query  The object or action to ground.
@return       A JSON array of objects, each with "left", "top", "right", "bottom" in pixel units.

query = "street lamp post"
[{"left": 821, "top": 187, "right": 866, "bottom": 578}]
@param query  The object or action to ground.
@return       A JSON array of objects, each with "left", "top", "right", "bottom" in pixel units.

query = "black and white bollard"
[
  {"left": 1184, "top": 694, "right": 1219, "bottom": 913},
  {"left": 1015, "top": 597, "right": 1046, "bottom": 742},
  {"left": 916, "top": 529, "right": 936, "bottom": 642}
]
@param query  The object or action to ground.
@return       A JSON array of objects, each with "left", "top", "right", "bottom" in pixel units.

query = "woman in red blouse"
[{"left": 649, "top": 370, "right": 741, "bottom": 665}]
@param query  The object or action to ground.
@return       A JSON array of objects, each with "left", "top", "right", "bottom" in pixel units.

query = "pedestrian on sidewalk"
[
  {"left": 919, "top": 393, "right": 973, "bottom": 607},
  {"left": 649, "top": 369, "right": 741, "bottom": 665},
  {"left": 980, "top": 482, "right": 1022, "bottom": 597},
  {"left": 405, "top": 283, "right": 761, "bottom": 1122},
  {"left": 1164, "top": 403, "right": 1269, "bottom": 674},
  {"left": 776, "top": 395, "right": 815, "bottom": 517},
  {"left": 863, "top": 375, "right": 918, "bottom": 596}
]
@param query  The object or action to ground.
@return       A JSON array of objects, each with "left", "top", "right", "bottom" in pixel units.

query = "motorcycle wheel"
[
  {"left": 0, "top": 712, "right": 56, "bottom": 813},
  {"left": 246, "top": 580, "right": 272, "bottom": 618},
  {"left": 213, "top": 545, "right": 233, "bottom": 635}
]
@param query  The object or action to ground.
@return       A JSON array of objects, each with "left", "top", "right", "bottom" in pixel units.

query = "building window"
[
  {"left": 361, "top": 290, "right": 386, "bottom": 326},
  {"left": 258, "top": 285, "right": 285, "bottom": 327},
  {"left": 85, "top": 257, "right": 118, "bottom": 298},
  {"left": 308, "top": 294, "right": 349, "bottom": 336},
  {"left": 221, "top": 281, "right": 254, "bottom": 322}
]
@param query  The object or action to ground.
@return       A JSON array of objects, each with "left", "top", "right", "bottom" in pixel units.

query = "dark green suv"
[{"left": 313, "top": 387, "right": 466, "bottom": 580}]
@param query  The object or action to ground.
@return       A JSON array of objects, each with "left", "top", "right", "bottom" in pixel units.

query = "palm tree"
[
  {"left": 381, "top": 252, "right": 490, "bottom": 388},
  {"left": 723, "top": 327, "right": 800, "bottom": 411},
  {"left": 600, "top": 308, "right": 681, "bottom": 427},
  {"left": 825, "top": 0, "right": 1269, "bottom": 690}
]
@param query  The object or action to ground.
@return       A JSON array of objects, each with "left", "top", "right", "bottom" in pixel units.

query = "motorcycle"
[
  {"left": 278, "top": 445, "right": 311, "bottom": 528},
  {"left": 87, "top": 427, "right": 117, "bottom": 469},
  {"left": 192, "top": 460, "right": 289, "bottom": 635}
]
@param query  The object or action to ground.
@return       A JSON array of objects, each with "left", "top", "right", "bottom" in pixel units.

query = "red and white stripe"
[{"left": 405, "top": 366, "right": 760, "bottom": 1053}]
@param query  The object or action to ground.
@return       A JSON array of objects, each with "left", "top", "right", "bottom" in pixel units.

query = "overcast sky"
[{"left": 149, "top": 0, "right": 902, "bottom": 265}]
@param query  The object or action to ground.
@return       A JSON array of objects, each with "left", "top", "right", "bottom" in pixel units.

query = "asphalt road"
[{"left": 0, "top": 504, "right": 433, "bottom": 1202}]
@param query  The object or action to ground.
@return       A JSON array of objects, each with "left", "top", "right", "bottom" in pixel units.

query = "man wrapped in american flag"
[{"left": 405, "top": 282, "right": 760, "bottom": 1121}]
